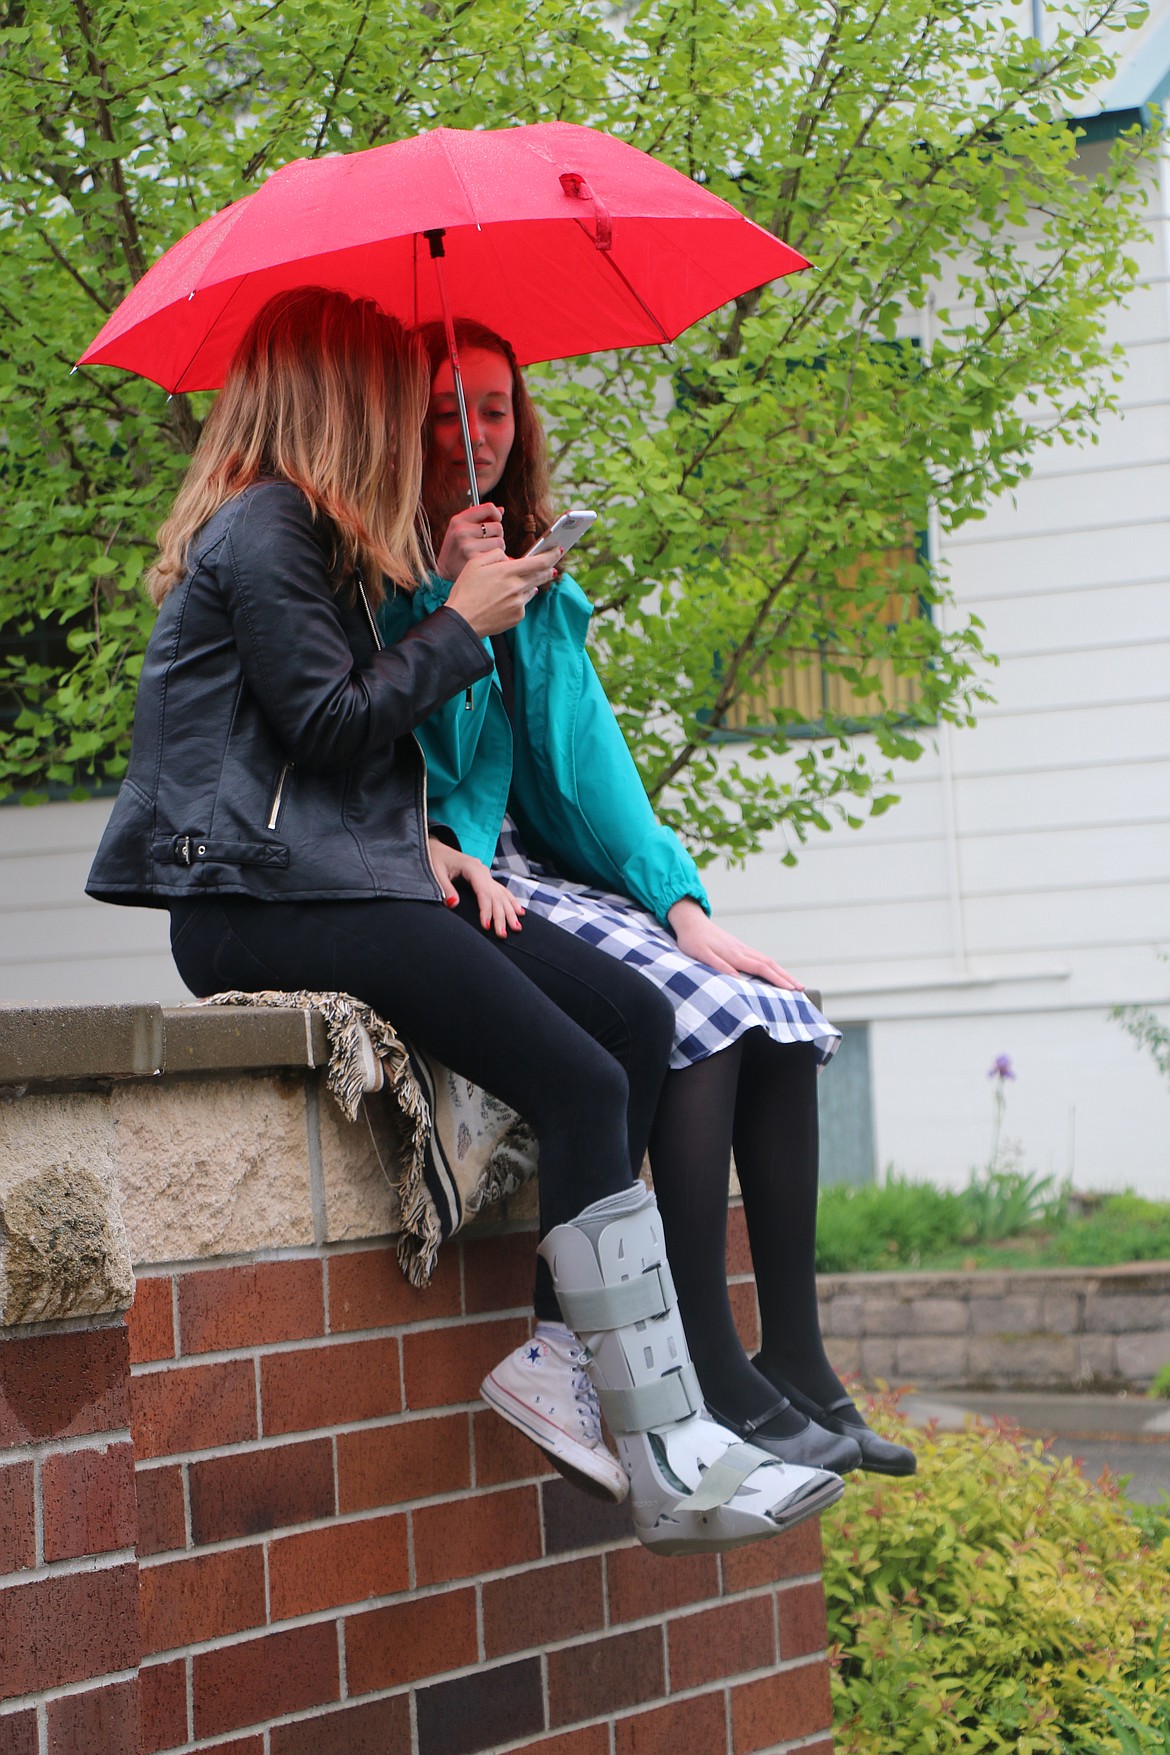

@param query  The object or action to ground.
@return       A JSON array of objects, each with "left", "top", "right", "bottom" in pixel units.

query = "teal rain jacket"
[{"left": 377, "top": 572, "right": 710, "bottom": 927}]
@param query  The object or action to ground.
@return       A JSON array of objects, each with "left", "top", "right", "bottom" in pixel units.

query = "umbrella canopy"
[{"left": 79, "top": 122, "right": 808, "bottom": 393}]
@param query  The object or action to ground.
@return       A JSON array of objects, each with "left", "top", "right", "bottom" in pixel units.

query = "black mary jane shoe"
[
  {"left": 751, "top": 1359, "right": 918, "bottom": 1478},
  {"left": 706, "top": 1397, "right": 863, "bottom": 1477}
]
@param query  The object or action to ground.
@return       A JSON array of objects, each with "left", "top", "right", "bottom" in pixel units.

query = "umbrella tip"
[{"left": 69, "top": 365, "right": 78, "bottom": 375}]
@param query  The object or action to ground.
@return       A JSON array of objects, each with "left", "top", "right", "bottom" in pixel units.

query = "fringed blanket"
[{"left": 202, "top": 991, "right": 539, "bottom": 1286}]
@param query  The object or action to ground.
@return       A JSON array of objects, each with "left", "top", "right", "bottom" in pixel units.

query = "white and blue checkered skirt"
[{"left": 493, "top": 822, "right": 840, "bottom": 1072}]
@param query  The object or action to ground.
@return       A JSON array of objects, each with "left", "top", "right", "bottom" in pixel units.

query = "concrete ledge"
[{"left": 0, "top": 1002, "right": 329, "bottom": 1086}]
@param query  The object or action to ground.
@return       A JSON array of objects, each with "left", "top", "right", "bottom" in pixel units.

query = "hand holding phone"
[{"left": 525, "top": 508, "right": 597, "bottom": 559}]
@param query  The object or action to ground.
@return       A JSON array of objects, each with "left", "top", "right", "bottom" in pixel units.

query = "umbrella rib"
[
  {"left": 576, "top": 224, "right": 672, "bottom": 346},
  {"left": 173, "top": 274, "right": 251, "bottom": 394}
]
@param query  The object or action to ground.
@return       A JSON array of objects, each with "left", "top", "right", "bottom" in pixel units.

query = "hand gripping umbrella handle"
[{"left": 424, "top": 229, "right": 478, "bottom": 505}]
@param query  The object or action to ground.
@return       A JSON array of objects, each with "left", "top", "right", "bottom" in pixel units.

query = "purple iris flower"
[{"left": 987, "top": 1053, "right": 1016, "bottom": 1081}]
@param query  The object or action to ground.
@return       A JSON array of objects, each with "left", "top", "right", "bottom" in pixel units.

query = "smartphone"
[{"left": 525, "top": 508, "right": 597, "bottom": 559}]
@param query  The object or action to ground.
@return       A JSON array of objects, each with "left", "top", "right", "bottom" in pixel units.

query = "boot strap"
[
  {"left": 597, "top": 1362, "right": 702, "bottom": 1433},
  {"left": 556, "top": 1260, "right": 676, "bottom": 1333},
  {"left": 684, "top": 1441, "right": 778, "bottom": 1511}
]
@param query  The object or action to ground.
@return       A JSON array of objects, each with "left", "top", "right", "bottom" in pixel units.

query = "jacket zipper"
[
  {"left": 267, "top": 763, "right": 291, "bottom": 831},
  {"left": 357, "top": 573, "right": 443, "bottom": 900}
]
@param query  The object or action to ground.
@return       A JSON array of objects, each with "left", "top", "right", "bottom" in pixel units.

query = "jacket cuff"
[
  {"left": 659, "top": 882, "right": 712, "bottom": 926},
  {"left": 429, "top": 823, "right": 462, "bottom": 852}
]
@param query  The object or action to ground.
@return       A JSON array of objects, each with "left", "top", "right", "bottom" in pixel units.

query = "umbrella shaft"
[{"left": 429, "top": 245, "right": 479, "bottom": 505}]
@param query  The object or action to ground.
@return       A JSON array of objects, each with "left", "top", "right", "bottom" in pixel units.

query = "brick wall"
[{"left": 0, "top": 1212, "right": 835, "bottom": 1755}]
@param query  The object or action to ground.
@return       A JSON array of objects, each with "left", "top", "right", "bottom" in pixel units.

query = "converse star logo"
[{"left": 526, "top": 1344, "right": 546, "bottom": 1365}]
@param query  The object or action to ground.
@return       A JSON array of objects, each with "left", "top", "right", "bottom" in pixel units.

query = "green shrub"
[
  {"left": 816, "top": 1179, "right": 1170, "bottom": 1275},
  {"left": 815, "top": 1177, "right": 973, "bottom": 1272},
  {"left": 824, "top": 1393, "right": 1170, "bottom": 1754}
]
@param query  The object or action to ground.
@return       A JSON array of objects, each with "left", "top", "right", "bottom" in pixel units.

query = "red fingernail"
[{"left": 445, "top": 895, "right": 458, "bottom": 908}]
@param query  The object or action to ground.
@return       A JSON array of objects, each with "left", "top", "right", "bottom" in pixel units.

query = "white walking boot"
[{"left": 539, "top": 1183, "right": 844, "bottom": 1556}]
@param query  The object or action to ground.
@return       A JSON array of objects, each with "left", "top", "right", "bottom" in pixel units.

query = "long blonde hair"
[{"left": 148, "top": 287, "right": 430, "bottom": 606}]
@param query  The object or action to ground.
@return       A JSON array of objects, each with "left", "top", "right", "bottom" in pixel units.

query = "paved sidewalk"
[{"left": 901, "top": 1391, "right": 1170, "bottom": 1506}]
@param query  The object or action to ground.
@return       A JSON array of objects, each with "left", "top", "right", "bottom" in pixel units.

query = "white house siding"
[
  {"left": 0, "top": 797, "right": 181, "bottom": 1006},
  {"left": 704, "top": 144, "right": 1170, "bottom": 1199}
]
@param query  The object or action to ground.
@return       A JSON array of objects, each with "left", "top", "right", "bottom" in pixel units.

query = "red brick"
[
  {"left": 178, "top": 1259, "right": 324, "bottom": 1355},
  {"left": 607, "top": 1546, "right": 718, "bottom": 1624},
  {"left": 338, "top": 1414, "right": 469, "bottom": 1512},
  {"left": 547, "top": 1626, "right": 664, "bottom": 1728},
  {"left": 131, "top": 1359, "right": 256, "bottom": 1460},
  {"left": 140, "top": 1545, "right": 266, "bottom": 1655},
  {"left": 461, "top": 1229, "right": 539, "bottom": 1314},
  {"left": 778, "top": 1577, "right": 828, "bottom": 1660},
  {"left": 140, "top": 1659, "right": 186, "bottom": 1754},
  {"left": 669, "top": 1596, "right": 776, "bottom": 1691},
  {"left": 268, "top": 1512, "right": 409, "bottom": 1620},
  {"left": 45, "top": 1679, "right": 138, "bottom": 1755},
  {"left": 0, "top": 1328, "right": 129, "bottom": 1447},
  {"left": 729, "top": 1280, "right": 761, "bottom": 1354},
  {"left": 416, "top": 1657, "right": 543, "bottom": 1755},
  {"left": 732, "top": 1659, "right": 833, "bottom": 1752},
  {"left": 42, "top": 1441, "right": 136, "bottom": 1562},
  {"left": 402, "top": 1316, "right": 529, "bottom": 1410},
  {"left": 726, "top": 1202, "right": 753, "bottom": 1275},
  {"left": 345, "top": 1586, "right": 478, "bottom": 1692},
  {"left": 0, "top": 1710, "right": 38, "bottom": 1755},
  {"left": 508, "top": 1733, "right": 609, "bottom": 1755},
  {"left": 0, "top": 1463, "right": 36, "bottom": 1573},
  {"left": 0, "top": 1563, "right": 138, "bottom": 1700},
  {"left": 127, "top": 1278, "right": 175, "bottom": 1365},
  {"left": 472, "top": 1406, "right": 556, "bottom": 1487},
  {"left": 413, "top": 1485, "right": 541, "bottom": 1588},
  {"left": 189, "top": 1437, "right": 334, "bottom": 1543},
  {"left": 482, "top": 1556, "right": 605, "bottom": 1658},
  {"left": 615, "top": 1692, "right": 727, "bottom": 1755},
  {"left": 270, "top": 1696, "right": 413, "bottom": 1755},
  {"left": 542, "top": 1475, "right": 635, "bottom": 1555},
  {"left": 194, "top": 1623, "right": 339, "bottom": 1739},
  {"left": 328, "top": 1245, "right": 460, "bottom": 1332},
  {"left": 722, "top": 1518, "right": 823, "bottom": 1593},
  {"left": 135, "top": 1464, "right": 187, "bottom": 1557},
  {"left": 261, "top": 1338, "right": 400, "bottom": 1435}
]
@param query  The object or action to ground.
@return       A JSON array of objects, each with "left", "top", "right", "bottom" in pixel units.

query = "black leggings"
[
  {"left": 170, "top": 888, "right": 675, "bottom": 1311},
  {"left": 648, "top": 1035, "right": 845, "bottom": 1434}
]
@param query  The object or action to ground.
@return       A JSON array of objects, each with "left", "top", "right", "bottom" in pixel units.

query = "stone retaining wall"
[
  {"left": 0, "top": 1004, "right": 834, "bottom": 1755},
  {"left": 817, "top": 1263, "right": 1170, "bottom": 1392}
]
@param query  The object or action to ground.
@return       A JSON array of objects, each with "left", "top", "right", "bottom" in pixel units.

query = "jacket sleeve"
[
  {"left": 378, "top": 573, "right": 495, "bottom": 800},
  {"left": 221, "top": 487, "right": 492, "bottom": 772},
  {"left": 565, "top": 653, "right": 711, "bottom": 925}
]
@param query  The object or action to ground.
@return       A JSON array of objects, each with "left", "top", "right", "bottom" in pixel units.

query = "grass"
[{"left": 815, "top": 1170, "right": 1170, "bottom": 1276}]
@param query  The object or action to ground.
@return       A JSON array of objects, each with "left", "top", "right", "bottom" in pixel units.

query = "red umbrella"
[{"left": 80, "top": 121, "right": 808, "bottom": 493}]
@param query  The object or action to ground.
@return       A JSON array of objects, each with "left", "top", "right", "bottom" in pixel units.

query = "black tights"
[
  {"left": 169, "top": 889, "right": 674, "bottom": 1285},
  {"left": 648, "top": 1033, "right": 845, "bottom": 1434}
]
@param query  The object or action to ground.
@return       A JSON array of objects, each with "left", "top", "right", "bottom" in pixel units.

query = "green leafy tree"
[{"left": 0, "top": 0, "right": 1158, "bottom": 862}]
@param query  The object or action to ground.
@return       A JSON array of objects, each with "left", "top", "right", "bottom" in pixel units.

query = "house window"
[{"left": 718, "top": 531, "right": 929, "bottom": 739}]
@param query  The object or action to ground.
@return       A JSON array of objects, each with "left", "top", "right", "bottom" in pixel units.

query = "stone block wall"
[
  {"left": 0, "top": 1005, "right": 835, "bottom": 1755},
  {"left": 817, "top": 1263, "right": 1170, "bottom": 1391}
]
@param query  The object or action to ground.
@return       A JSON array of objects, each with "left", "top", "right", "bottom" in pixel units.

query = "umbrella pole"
[{"left": 425, "top": 229, "right": 478, "bottom": 506}]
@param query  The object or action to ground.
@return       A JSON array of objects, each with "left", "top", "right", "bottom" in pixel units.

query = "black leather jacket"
[{"left": 86, "top": 480, "right": 492, "bottom": 908}]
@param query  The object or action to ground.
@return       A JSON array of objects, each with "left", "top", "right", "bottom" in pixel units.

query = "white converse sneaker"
[{"left": 481, "top": 1322, "right": 629, "bottom": 1504}]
